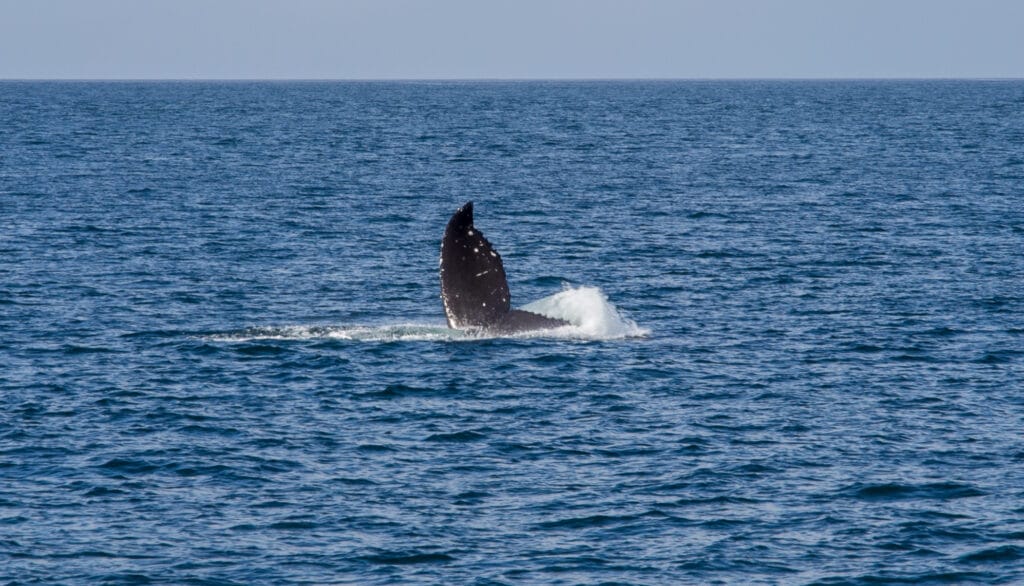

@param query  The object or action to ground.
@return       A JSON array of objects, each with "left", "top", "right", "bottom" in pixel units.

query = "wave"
[{"left": 207, "top": 285, "right": 647, "bottom": 342}]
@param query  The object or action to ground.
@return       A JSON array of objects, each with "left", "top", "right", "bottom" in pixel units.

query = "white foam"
[
  {"left": 520, "top": 285, "right": 649, "bottom": 340},
  {"left": 207, "top": 286, "right": 646, "bottom": 343},
  {"left": 207, "top": 324, "right": 468, "bottom": 343}
]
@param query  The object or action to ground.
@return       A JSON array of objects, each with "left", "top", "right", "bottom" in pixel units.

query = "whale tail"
[{"left": 439, "top": 201, "right": 569, "bottom": 333}]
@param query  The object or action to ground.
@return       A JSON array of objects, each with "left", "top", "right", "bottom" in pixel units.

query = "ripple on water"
[{"left": 2, "top": 80, "right": 1023, "bottom": 585}]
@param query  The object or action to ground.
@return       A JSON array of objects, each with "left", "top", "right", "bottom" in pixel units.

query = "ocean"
[{"left": 2, "top": 80, "right": 1023, "bottom": 584}]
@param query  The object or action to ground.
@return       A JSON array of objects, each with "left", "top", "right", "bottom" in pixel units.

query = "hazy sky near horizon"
[{"left": 2, "top": 0, "right": 1022, "bottom": 79}]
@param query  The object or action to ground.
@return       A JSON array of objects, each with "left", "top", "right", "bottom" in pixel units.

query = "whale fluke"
[{"left": 440, "top": 201, "right": 569, "bottom": 333}]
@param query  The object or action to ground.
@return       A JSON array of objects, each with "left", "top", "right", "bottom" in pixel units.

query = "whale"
[{"left": 440, "top": 201, "right": 570, "bottom": 334}]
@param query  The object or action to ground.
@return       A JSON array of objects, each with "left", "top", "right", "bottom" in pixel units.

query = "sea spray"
[{"left": 521, "top": 285, "right": 648, "bottom": 339}]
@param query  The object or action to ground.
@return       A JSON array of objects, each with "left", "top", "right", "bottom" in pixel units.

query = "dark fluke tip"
[{"left": 446, "top": 201, "right": 474, "bottom": 232}]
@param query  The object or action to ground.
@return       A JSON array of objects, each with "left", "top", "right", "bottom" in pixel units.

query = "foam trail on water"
[
  {"left": 520, "top": 285, "right": 648, "bottom": 339},
  {"left": 207, "top": 286, "right": 646, "bottom": 342},
  {"left": 207, "top": 324, "right": 466, "bottom": 343}
]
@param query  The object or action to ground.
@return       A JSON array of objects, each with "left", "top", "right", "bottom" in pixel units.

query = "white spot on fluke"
[
  {"left": 490, "top": 251, "right": 497, "bottom": 257},
  {"left": 482, "top": 302, "right": 487, "bottom": 307},
  {"left": 468, "top": 230, "right": 474, "bottom": 236},
  {"left": 474, "top": 247, "right": 479, "bottom": 253}
]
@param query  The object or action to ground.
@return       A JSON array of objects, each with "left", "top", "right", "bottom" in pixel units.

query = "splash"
[
  {"left": 521, "top": 285, "right": 648, "bottom": 339},
  {"left": 208, "top": 286, "right": 646, "bottom": 343}
]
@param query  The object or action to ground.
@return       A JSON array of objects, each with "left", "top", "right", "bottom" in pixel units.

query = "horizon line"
[{"left": 2, "top": 76, "right": 1023, "bottom": 83}]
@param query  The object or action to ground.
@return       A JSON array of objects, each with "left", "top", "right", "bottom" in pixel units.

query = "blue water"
[{"left": 2, "top": 80, "right": 1023, "bottom": 584}]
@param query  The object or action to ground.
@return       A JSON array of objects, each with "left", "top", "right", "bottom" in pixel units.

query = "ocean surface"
[{"left": 2, "top": 80, "right": 1023, "bottom": 585}]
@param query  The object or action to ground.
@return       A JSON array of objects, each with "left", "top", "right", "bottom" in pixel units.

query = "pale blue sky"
[{"left": 2, "top": 0, "right": 1022, "bottom": 79}]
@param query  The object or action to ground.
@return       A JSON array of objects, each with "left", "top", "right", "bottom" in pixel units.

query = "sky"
[{"left": 1, "top": 0, "right": 1022, "bottom": 79}]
